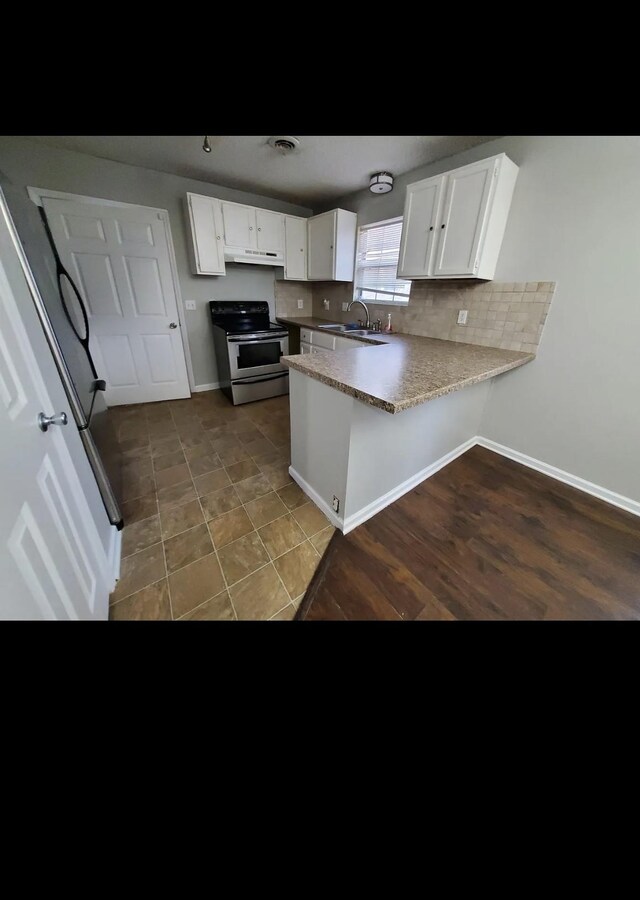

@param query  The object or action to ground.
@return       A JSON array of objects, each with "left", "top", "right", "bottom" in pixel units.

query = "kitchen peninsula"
[{"left": 277, "top": 316, "right": 535, "bottom": 533}]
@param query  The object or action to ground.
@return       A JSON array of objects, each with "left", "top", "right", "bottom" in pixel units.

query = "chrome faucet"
[{"left": 347, "top": 298, "right": 371, "bottom": 329}]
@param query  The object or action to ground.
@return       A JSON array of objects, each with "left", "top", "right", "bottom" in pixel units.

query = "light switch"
[
  {"left": 457, "top": 309, "right": 468, "bottom": 325},
  {"left": 185, "top": 300, "right": 196, "bottom": 311},
  {"left": 297, "top": 299, "right": 304, "bottom": 309},
  {"left": 342, "top": 302, "right": 349, "bottom": 311},
  {"left": 323, "top": 299, "right": 330, "bottom": 310}
]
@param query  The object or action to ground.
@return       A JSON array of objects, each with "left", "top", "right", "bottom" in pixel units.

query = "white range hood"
[{"left": 223, "top": 246, "right": 284, "bottom": 266}]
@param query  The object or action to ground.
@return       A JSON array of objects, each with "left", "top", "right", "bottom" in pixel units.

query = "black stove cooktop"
[{"left": 209, "top": 300, "right": 286, "bottom": 336}]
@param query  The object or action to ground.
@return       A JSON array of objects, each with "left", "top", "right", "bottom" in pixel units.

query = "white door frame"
[{"left": 26, "top": 186, "right": 196, "bottom": 393}]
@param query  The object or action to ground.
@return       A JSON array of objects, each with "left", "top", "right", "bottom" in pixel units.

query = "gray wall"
[
  {"left": 326, "top": 135, "right": 640, "bottom": 503},
  {"left": 0, "top": 136, "right": 311, "bottom": 389}
]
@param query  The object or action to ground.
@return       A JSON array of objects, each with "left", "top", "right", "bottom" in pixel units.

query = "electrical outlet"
[
  {"left": 297, "top": 299, "right": 304, "bottom": 309},
  {"left": 184, "top": 300, "right": 196, "bottom": 311},
  {"left": 342, "top": 302, "right": 349, "bottom": 312},
  {"left": 323, "top": 298, "right": 330, "bottom": 311},
  {"left": 457, "top": 309, "right": 468, "bottom": 325},
  {"left": 332, "top": 495, "right": 340, "bottom": 513}
]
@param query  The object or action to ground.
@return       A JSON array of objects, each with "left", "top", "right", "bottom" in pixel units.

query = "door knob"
[
  {"left": 169, "top": 322, "right": 178, "bottom": 329},
  {"left": 38, "top": 411, "right": 68, "bottom": 432}
]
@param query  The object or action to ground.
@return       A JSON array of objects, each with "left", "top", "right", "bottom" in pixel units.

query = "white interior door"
[
  {"left": 42, "top": 197, "right": 190, "bottom": 405},
  {"left": 0, "top": 195, "right": 113, "bottom": 619},
  {"left": 433, "top": 159, "right": 496, "bottom": 276}
]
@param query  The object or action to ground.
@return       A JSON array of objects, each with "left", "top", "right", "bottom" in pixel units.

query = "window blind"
[{"left": 354, "top": 217, "right": 410, "bottom": 304}]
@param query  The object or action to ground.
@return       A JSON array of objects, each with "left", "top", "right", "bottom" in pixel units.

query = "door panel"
[
  {"left": 307, "top": 212, "right": 335, "bottom": 280},
  {"left": 70, "top": 252, "right": 122, "bottom": 316},
  {"left": 284, "top": 216, "right": 307, "bottom": 280},
  {"left": 123, "top": 256, "right": 165, "bottom": 315},
  {"left": 397, "top": 177, "right": 443, "bottom": 277},
  {"left": 142, "top": 334, "right": 178, "bottom": 383},
  {"left": 256, "top": 209, "right": 284, "bottom": 251},
  {"left": 97, "top": 334, "right": 139, "bottom": 386},
  {"left": 0, "top": 195, "right": 113, "bottom": 619},
  {"left": 222, "top": 202, "right": 256, "bottom": 248},
  {"left": 434, "top": 160, "right": 496, "bottom": 276},
  {"left": 43, "top": 198, "right": 190, "bottom": 404},
  {"left": 187, "top": 194, "right": 225, "bottom": 274}
]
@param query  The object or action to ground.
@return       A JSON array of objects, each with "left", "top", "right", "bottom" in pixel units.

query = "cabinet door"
[
  {"left": 221, "top": 202, "right": 256, "bottom": 248},
  {"left": 300, "top": 341, "right": 313, "bottom": 354},
  {"left": 256, "top": 209, "right": 284, "bottom": 252},
  {"left": 307, "top": 211, "right": 335, "bottom": 280},
  {"left": 433, "top": 158, "right": 496, "bottom": 276},
  {"left": 312, "top": 330, "right": 336, "bottom": 350},
  {"left": 397, "top": 176, "right": 443, "bottom": 277},
  {"left": 284, "top": 216, "right": 307, "bottom": 280},
  {"left": 188, "top": 194, "right": 226, "bottom": 275}
]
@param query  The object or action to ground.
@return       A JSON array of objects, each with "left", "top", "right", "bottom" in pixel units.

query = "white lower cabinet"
[{"left": 298, "top": 328, "right": 365, "bottom": 355}]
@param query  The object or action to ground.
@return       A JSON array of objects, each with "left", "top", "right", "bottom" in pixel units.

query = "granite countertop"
[{"left": 276, "top": 316, "right": 535, "bottom": 414}]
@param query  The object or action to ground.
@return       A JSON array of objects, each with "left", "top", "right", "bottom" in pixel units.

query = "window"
[{"left": 353, "top": 217, "right": 410, "bottom": 305}]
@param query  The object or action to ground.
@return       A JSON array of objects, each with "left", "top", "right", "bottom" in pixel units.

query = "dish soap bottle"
[{"left": 384, "top": 312, "right": 393, "bottom": 333}]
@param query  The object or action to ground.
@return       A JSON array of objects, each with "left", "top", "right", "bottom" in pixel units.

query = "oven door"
[{"left": 228, "top": 333, "right": 289, "bottom": 379}]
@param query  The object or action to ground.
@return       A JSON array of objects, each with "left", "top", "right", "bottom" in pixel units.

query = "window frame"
[{"left": 352, "top": 215, "right": 410, "bottom": 306}]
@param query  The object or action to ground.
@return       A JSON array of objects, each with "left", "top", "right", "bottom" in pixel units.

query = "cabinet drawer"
[
  {"left": 300, "top": 328, "right": 313, "bottom": 344},
  {"left": 300, "top": 341, "right": 313, "bottom": 354},
  {"left": 312, "top": 330, "right": 336, "bottom": 350}
]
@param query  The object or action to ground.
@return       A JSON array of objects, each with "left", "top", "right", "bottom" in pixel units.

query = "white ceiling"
[{"left": 29, "top": 135, "right": 499, "bottom": 207}]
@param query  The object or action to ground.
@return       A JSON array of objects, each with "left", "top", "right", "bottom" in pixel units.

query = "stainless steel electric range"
[{"left": 209, "top": 301, "right": 289, "bottom": 405}]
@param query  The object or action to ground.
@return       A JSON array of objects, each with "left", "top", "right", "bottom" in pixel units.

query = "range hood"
[{"left": 223, "top": 246, "right": 284, "bottom": 266}]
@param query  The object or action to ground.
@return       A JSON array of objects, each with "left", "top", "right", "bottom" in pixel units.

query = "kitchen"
[{"left": 0, "top": 134, "right": 638, "bottom": 620}]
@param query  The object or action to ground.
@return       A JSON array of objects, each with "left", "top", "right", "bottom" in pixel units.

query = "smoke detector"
[
  {"left": 369, "top": 172, "right": 394, "bottom": 194},
  {"left": 267, "top": 135, "right": 300, "bottom": 155}
]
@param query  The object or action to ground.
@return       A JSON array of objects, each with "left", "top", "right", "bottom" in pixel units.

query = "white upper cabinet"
[
  {"left": 283, "top": 216, "right": 308, "bottom": 281},
  {"left": 221, "top": 202, "right": 258, "bottom": 249},
  {"left": 256, "top": 209, "right": 284, "bottom": 252},
  {"left": 307, "top": 208, "right": 357, "bottom": 281},
  {"left": 187, "top": 193, "right": 226, "bottom": 275},
  {"left": 397, "top": 176, "right": 443, "bottom": 277},
  {"left": 397, "top": 153, "right": 519, "bottom": 280}
]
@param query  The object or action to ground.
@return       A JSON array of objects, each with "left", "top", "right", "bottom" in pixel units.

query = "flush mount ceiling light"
[
  {"left": 267, "top": 135, "right": 300, "bottom": 155},
  {"left": 202, "top": 135, "right": 212, "bottom": 153},
  {"left": 369, "top": 172, "right": 394, "bottom": 193}
]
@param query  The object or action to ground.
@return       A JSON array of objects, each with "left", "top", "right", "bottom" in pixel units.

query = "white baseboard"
[
  {"left": 476, "top": 437, "right": 640, "bottom": 518},
  {"left": 193, "top": 382, "right": 220, "bottom": 393},
  {"left": 291, "top": 437, "right": 640, "bottom": 538},
  {"left": 108, "top": 526, "right": 122, "bottom": 592},
  {"left": 288, "top": 466, "right": 344, "bottom": 529},
  {"left": 342, "top": 437, "right": 478, "bottom": 534}
]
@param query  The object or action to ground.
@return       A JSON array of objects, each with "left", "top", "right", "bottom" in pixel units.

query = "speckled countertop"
[{"left": 276, "top": 316, "right": 535, "bottom": 414}]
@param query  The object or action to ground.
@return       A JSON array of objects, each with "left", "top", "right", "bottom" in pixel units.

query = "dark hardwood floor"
[{"left": 298, "top": 446, "right": 640, "bottom": 620}]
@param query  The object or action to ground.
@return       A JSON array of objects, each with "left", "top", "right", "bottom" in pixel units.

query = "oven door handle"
[
  {"left": 232, "top": 371, "right": 289, "bottom": 385},
  {"left": 229, "top": 337, "right": 287, "bottom": 345}
]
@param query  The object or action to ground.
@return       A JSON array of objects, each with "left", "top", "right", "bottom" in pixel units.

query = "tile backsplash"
[
  {"left": 303, "top": 280, "right": 556, "bottom": 353},
  {"left": 274, "top": 280, "right": 314, "bottom": 318}
]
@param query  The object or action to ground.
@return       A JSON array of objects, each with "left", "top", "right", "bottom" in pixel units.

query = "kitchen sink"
[{"left": 316, "top": 323, "right": 382, "bottom": 337}]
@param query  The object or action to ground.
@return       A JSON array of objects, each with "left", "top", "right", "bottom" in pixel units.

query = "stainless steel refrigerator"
[{"left": 0, "top": 176, "right": 123, "bottom": 529}]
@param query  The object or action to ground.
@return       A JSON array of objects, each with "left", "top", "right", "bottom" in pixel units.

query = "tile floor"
[{"left": 109, "top": 390, "right": 334, "bottom": 620}]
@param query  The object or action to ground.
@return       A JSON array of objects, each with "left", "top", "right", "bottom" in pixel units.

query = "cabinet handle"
[
  {"left": 258, "top": 227, "right": 261, "bottom": 231},
  {"left": 249, "top": 226, "right": 253, "bottom": 231},
  {"left": 429, "top": 226, "right": 434, "bottom": 231},
  {"left": 441, "top": 223, "right": 446, "bottom": 229},
  {"left": 300, "top": 248, "right": 304, "bottom": 252},
  {"left": 216, "top": 235, "right": 221, "bottom": 240}
]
